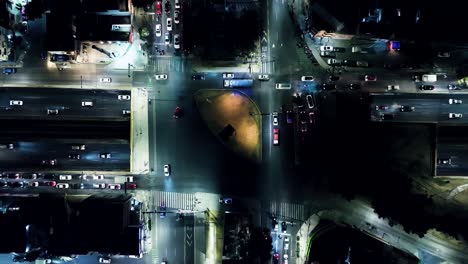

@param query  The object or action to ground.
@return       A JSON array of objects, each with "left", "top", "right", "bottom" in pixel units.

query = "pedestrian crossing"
[
  {"left": 152, "top": 190, "right": 197, "bottom": 211},
  {"left": 150, "top": 56, "right": 186, "bottom": 73},
  {"left": 269, "top": 201, "right": 305, "bottom": 222}
]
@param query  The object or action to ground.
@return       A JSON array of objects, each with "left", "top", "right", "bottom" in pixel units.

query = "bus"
[{"left": 223, "top": 79, "right": 253, "bottom": 88}]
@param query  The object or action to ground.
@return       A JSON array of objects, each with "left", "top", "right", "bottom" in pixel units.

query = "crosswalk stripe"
[
  {"left": 153, "top": 191, "right": 196, "bottom": 211},
  {"left": 269, "top": 201, "right": 305, "bottom": 222}
]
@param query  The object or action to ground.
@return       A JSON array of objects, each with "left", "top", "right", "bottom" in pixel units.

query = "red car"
[
  {"left": 173, "top": 106, "right": 182, "bottom": 118},
  {"left": 156, "top": 1, "right": 162, "bottom": 15},
  {"left": 44, "top": 181, "right": 56, "bottom": 187},
  {"left": 364, "top": 75, "right": 377, "bottom": 81},
  {"left": 127, "top": 183, "right": 137, "bottom": 189},
  {"left": 273, "top": 128, "right": 279, "bottom": 145}
]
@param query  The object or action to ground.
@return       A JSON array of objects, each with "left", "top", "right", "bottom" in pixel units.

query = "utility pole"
[{"left": 80, "top": 75, "right": 83, "bottom": 88}]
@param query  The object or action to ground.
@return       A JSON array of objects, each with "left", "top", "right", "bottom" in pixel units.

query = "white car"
[
  {"left": 165, "top": 32, "right": 170, "bottom": 45},
  {"left": 272, "top": 112, "right": 278, "bottom": 126},
  {"left": 47, "top": 109, "right": 59, "bottom": 115},
  {"left": 122, "top": 109, "right": 131, "bottom": 115},
  {"left": 387, "top": 85, "right": 400, "bottom": 90},
  {"left": 82, "top": 101, "right": 93, "bottom": 107},
  {"left": 174, "top": 10, "right": 180, "bottom": 24},
  {"left": 449, "top": 113, "right": 463, "bottom": 119},
  {"left": 100, "top": 153, "right": 111, "bottom": 159},
  {"left": 71, "top": 144, "right": 85, "bottom": 150},
  {"left": 320, "top": 45, "right": 333, "bottom": 51},
  {"left": 91, "top": 175, "right": 104, "bottom": 180},
  {"left": 175, "top": 0, "right": 180, "bottom": 8},
  {"left": 59, "top": 175, "right": 72, "bottom": 180},
  {"left": 164, "top": 164, "right": 171, "bottom": 176},
  {"left": 306, "top": 95, "right": 314, "bottom": 109},
  {"left": 99, "top": 257, "right": 111, "bottom": 264},
  {"left": 449, "top": 99, "right": 462, "bottom": 104},
  {"left": 174, "top": 34, "right": 180, "bottom": 49},
  {"left": 126, "top": 176, "right": 134, "bottom": 182},
  {"left": 301, "top": 76, "right": 314, "bottom": 82},
  {"left": 155, "top": 24, "right": 162, "bottom": 37},
  {"left": 99, "top": 77, "right": 112, "bottom": 83},
  {"left": 166, "top": 18, "right": 172, "bottom": 31},
  {"left": 155, "top": 74, "right": 168, "bottom": 80},
  {"left": 108, "top": 184, "right": 121, "bottom": 190},
  {"left": 94, "top": 183, "right": 107, "bottom": 189},
  {"left": 327, "top": 59, "right": 341, "bottom": 66},
  {"left": 258, "top": 74, "right": 269, "bottom": 81},
  {"left": 30, "top": 182, "right": 39, "bottom": 187},
  {"left": 10, "top": 100, "right": 23, "bottom": 106},
  {"left": 56, "top": 183, "right": 70, "bottom": 189},
  {"left": 118, "top": 95, "right": 131, "bottom": 100},
  {"left": 223, "top": 73, "right": 235, "bottom": 79}
]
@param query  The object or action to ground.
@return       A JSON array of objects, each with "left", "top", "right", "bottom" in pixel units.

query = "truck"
[
  {"left": 223, "top": 79, "right": 253, "bottom": 88},
  {"left": 422, "top": 74, "right": 437, "bottom": 82},
  {"left": 457, "top": 77, "right": 468, "bottom": 87}
]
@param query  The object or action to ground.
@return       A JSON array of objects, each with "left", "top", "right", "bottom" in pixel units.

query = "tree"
[{"left": 24, "top": 0, "right": 46, "bottom": 21}]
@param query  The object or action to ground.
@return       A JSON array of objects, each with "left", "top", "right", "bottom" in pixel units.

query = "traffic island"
[{"left": 194, "top": 89, "right": 262, "bottom": 162}]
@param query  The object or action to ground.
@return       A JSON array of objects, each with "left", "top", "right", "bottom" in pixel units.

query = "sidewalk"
[{"left": 130, "top": 87, "right": 150, "bottom": 174}]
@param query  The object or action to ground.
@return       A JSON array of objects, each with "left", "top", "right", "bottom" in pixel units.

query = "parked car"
[
  {"left": 306, "top": 95, "right": 314, "bottom": 109},
  {"left": 308, "top": 112, "right": 315, "bottom": 124},
  {"left": 364, "top": 75, "right": 377, "bottom": 81},
  {"left": 258, "top": 74, "right": 269, "bottom": 81},
  {"left": 272, "top": 112, "right": 279, "bottom": 126},
  {"left": 273, "top": 128, "right": 279, "bottom": 145},
  {"left": 348, "top": 83, "right": 361, "bottom": 90},
  {"left": 174, "top": 34, "right": 180, "bottom": 49},
  {"left": 99, "top": 77, "right": 112, "bottom": 83},
  {"left": 123, "top": 109, "right": 131, "bottom": 115},
  {"left": 118, "top": 95, "right": 131, "bottom": 100},
  {"left": 59, "top": 175, "right": 72, "bottom": 180},
  {"left": 99, "top": 153, "right": 111, "bottom": 159},
  {"left": 321, "top": 83, "right": 336, "bottom": 90},
  {"left": 174, "top": 10, "right": 180, "bottom": 24},
  {"left": 387, "top": 85, "right": 400, "bottom": 91},
  {"left": 155, "top": 24, "right": 162, "bottom": 37},
  {"left": 375, "top": 105, "right": 389, "bottom": 110},
  {"left": 10, "top": 100, "right": 23, "bottom": 106},
  {"left": 56, "top": 183, "right": 70, "bottom": 189},
  {"left": 192, "top": 74, "right": 205, "bottom": 80},
  {"left": 108, "top": 184, "right": 121, "bottom": 190},
  {"left": 68, "top": 154, "right": 80, "bottom": 160},
  {"left": 165, "top": 32, "right": 170, "bottom": 45},
  {"left": 438, "top": 158, "right": 452, "bottom": 165},
  {"left": 448, "top": 84, "right": 461, "bottom": 90},
  {"left": 155, "top": 1, "right": 162, "bottom": 15},
  {"left": 155, "top": 74, "right": 168, "bottom": 80},
  {"left": 319, "top": 51, "right": 335, "bottom": 57},
  {"left": 71, "top": 144, "right": 86, "bottom": 150},
  {"left": 449, "top": 99, "right": 462, "bottom": 104},
  {"left": 44, "top": 181, "right": 56, "bottom": 187},
  {"left": 166, "top": 18, "right": 172, "bottom": 31},
  {"left": 3, "top": 68, "right": 17, "bottom": 74},
  {"left": 286, "top": 111, "right": 292, "bottom": 123},
  {"left": 400, "top": 105, "right": 415, "bottom": 112},
  {"left": 320, "top": 46, "right": 333, "bottom": 51},
  {"left": 93, "top": 183, "right": 106, "bottom": 189},
  {"left": 419, "top": 85, "right": 434, "bottom": 90},
  {"left": 301, "top": 76, "right": 314, "bottom": 82},
  {"left": 47, "top": 109, "right": 59, "bottom": 115},
  {"left": 437, "top": 52, "right": 450, "bottom": 58},
  {"left": 449, "top": 113, "right": 463, "bottom": 119},
  {"left": 41, "top": 159, "right": 57, "bottom": 166},
  {"left": 164, "top": 164, "right": 171, "bottom": 176}
]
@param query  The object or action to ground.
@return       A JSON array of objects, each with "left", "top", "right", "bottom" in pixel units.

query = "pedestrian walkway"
[
  {"left": 150, "top": 56, "right": 187, "bottom": 73},
  {"left": 269, "top": 201, "right": 305, "bottom": 222},
  {"left": 152, "top": 190, "right": 197, "bottom": 210},
  {"left": 131, "top": 87, "right": 150, "bottom": 174}
]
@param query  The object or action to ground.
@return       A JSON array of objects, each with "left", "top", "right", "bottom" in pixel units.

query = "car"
[
  {"left": 127, "top": 183, "right": 137, "bottom": 189},
  {"left": 301, "top": 76, "right": 314, "bottom": 82},
  {"left": 56, "top": 183, "right": 69, "bottom": 189},
  {"left": 174, "top": 34, "right": 180, "bottom": 49},
  {"left": 284, "top": 253, "right": 289, "bottom": 259},
  {"left": 419, "top": 85, "right": 434, "bottom": 90},
  {"left": 387, "top": 85, "right": 400, "bottom": 91},
  {"left": 68, "top": 154, "right": 81, "bottom": 160},
  {"left": 164, "top": 0, "right": 171, "bottom": 13},
  {"left": 8, "top": 173, "right": 21, "bottom": 179},
  {"left": 273, "top": 128, "right": 279, "bottom": 145},
  {"left": 72, "top": 183, "right": 85, "bottom": 189},
  {"left": 327, "top": 58, "right": 341, "bottom": 66},
  {"left": 319, "top": 51, "right": 335, "bottom": 57},
  {"left": 165, "top": 32, "right": 170, "bottom": 45},
  {"left": 71, "top": 144, "right": 85, "bottom": 150},
  {"left": 81, "top": 174, "right": 103, "bottom": 180},
  {"left": 320, "top": 45, "right": 333, "bottom": 51},
  {"left": 108, "top": 184, "right": 121, "bottom": 190},
  {"left": 9, "top": 181, "right": 25, "bottom": 188},
  {"left": 286, "top": 111, "right": 292, "bottom": 123},
  {"left": 0, "top": 181, "right": 8, "bottom": 188},
  {"left": 173, "top": 106, "right": 182, "bottom": 118},
  {"left": 0, "top": 143, "right": 14, "bottom": 149},
  {"left": 272, "top": 112, "right": 278, "bottom": 126},
  {"left": 46, "top": 109, "right": 59, "bottom": 115},
  {"left": 93, "top": 183, "right": 106, "bottom": 189},
  {"left": 155, "top": 24, "right": 161, "bottom": 37},
  {"left": 42, "top": 174, "right": 55, "bottom": 180},
  {"left": 448, "top": 84, "right": 461, "bottom": 90},
  {"left": 192, "top": 74, "right": 205, "bottom": 80},
  {"left": 356, "top": 61, "right": 369, "bottom": 67},
  {"left": 82, "top": 101, "right": 93, "bottom": 107},
  {"left": 3, "top": 68, "right": 17, "bottom": 74},
  {"left": 155, "top": 74, "right": 168, "bottom": 80},
  {"left": 306, "top": 95, "right": 314, "bottom": 109},
  {"left": 29, "top": 182, "right": 39, "bottom": 187},
  {"left": 99, "top": 153, "right": 111, "bottom": 159},
  {"left": 59, "top": 175, "right": 72, "bottom": 180},
  {"left": 437, "top": 52, "right": 450, "bottom": 58},
  {"left": 375, "top": 105, "right": 389, "bottom": 110},
  {"left": 175, "top": 0, "right": 180, "bottom": 8},
  {"left": 321, "top": 83, "right": 336, "bottom": 90},
  {"left": 10, "top": 100, "right": 23, "bottom": 106},
  {"left": 364, "top": 75, "right": 377, "bottom": 81},
  {"left": 164, "top": 164, "right": 171, "bottom": 176},
  {"left": 258, "top": 74, "right": 269, "bottom": 81},
  {"left": 126, "top": 176, "right": 134, "bottom": 182},
  {"left": 219, "top": 197, "right": 233, "bottom": 204},
  {"left": 166, "top": 18, "right": 172, "bottom": 31},
  {"left": 223, "top": 73, "right": 235, "bottom": 79},
  {"left": 174, "top": 10, "right": 180, "bottom": 24},
  {"left": 99, "top": 77, "right": 112, "bottom": 83},
  {"left": 449, "top": 113, "right": 463, "bottom": 119},
  {"left": 333, "top": 47, "right": 346, "bottom": 52},
  {"left": 284, "top": 236, "right": 289, "bottom": 242},
  {"left": 44, "top": 181, "right": 56, "bottom": 187},
  {"left": 400, "top": 105, "right": 415, "bottom": 112},
  {"left": 299, "top": 111, "right": 307, "bottom": 124},
  {"left": 329, "top": 75, "right": 340, "bottom": 82},
  {"left": 118, "top": 95, "right": 131, "bottom": 100},
  {"left": 348, "top": 83, "right": 361, "bottom": 90},
  {"left": 123, "top": 109, "right": 131, "bottom": 115},
  {"left": 281, "top": 221, "right": 287, "bottom": 232},
  {"left": 342, "top": 60, "right": 357, "bottom": 67},
  {"left": 284, "top": 241, "right": 289, "bottom": 250},
  {"left": 161, "top": 259, "right": 168, "bottom": 264},
  {"left": 99, "top": 257, "right": 111, "bottom": 264},
  {"left": 26, "top": 173, "right": 38, "bottom": 179},
  {"left": 438, "top": 158, "right": 452, "bottom": 165},
  {"left": 380, "top": 113, "right": 394, "bottom": 120},
  {"left": 449, "top": 99, "right": 462, "bottom": 104},
  {"left": 308, "top": 112, "right": 315, "bottom": 124},
  {"left": 42, "top": 159, "right": 57, "bottom": 166},
  {"left": 156, "top": 1, "right": 162, "bottom": 15}
]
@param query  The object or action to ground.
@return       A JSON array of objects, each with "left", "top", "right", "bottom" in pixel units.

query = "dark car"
[
  {"left": 380, "top": 113, "right": 394, "bottom": 120},
  {"left": 164, "top": 1, "right": 171, "bottom": 13},
  {"left": 42, "top": 174, "right": 55, "bottom": 180},
  {"left": 281, "top": 221, "right": 287, "bottom": 232},
  {"left": 68, "top": 154, "right": 81, "bottom": 160},
  {"left": 419, "top": 85, "right": 434, "bottom": 90},
  {"left": 9, "top": 181, "right": 24, "bottom": 188},
  {"left": 448, "top": 84, "right": 461, "bottom": 90},
  {"left": 329, "top": 75, "right": 340, "bottom": 81},
  {"left": 299, "top": 111, "right": 307, "bottom": 124},
  {"left": 342, "top": 60, "right": 357, "bottom": 67},
  {"left": 286, "top": 111, "right": 293, "bottom": 123},
  {"left": 438, "top": 158, "right": 452, "bottom": 165},
  {"left": 192, "top": 74, "right": 205, "bottom": 80},
  {"left": 7, "top": 173, "right": 21, "bottom": 179},
  {"left": 321, "top": 83, "right": 336, "bottom": 90},
  {"left": 348, "top": 83, "right": 361, "bottom": 90},
  {"left": 400, "top": 105, "right": 415, "bottom": 112},
  {"left": 173, "top": 106, "right": 182, "bottom": 118},
  {"left": 41, "top": 159, "right": 57, "bottom": 166},
  {"left": 0, "top": 181, "right": 7, "bottom": 187}
]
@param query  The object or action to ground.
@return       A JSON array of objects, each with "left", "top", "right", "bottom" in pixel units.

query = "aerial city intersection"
[{"left": 0, "top": 0, "right": 468, "bottom": 263}]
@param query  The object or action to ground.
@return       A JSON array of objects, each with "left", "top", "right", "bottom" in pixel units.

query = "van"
[
  {"left": 275, "top": 83, "right": 291, "bottom": 89},
  {"left": 422, "top": 74, "right": 437, "bottom": 82},
  {"left": 81, "top": 100, "right": 93, "bottom": 107}
]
